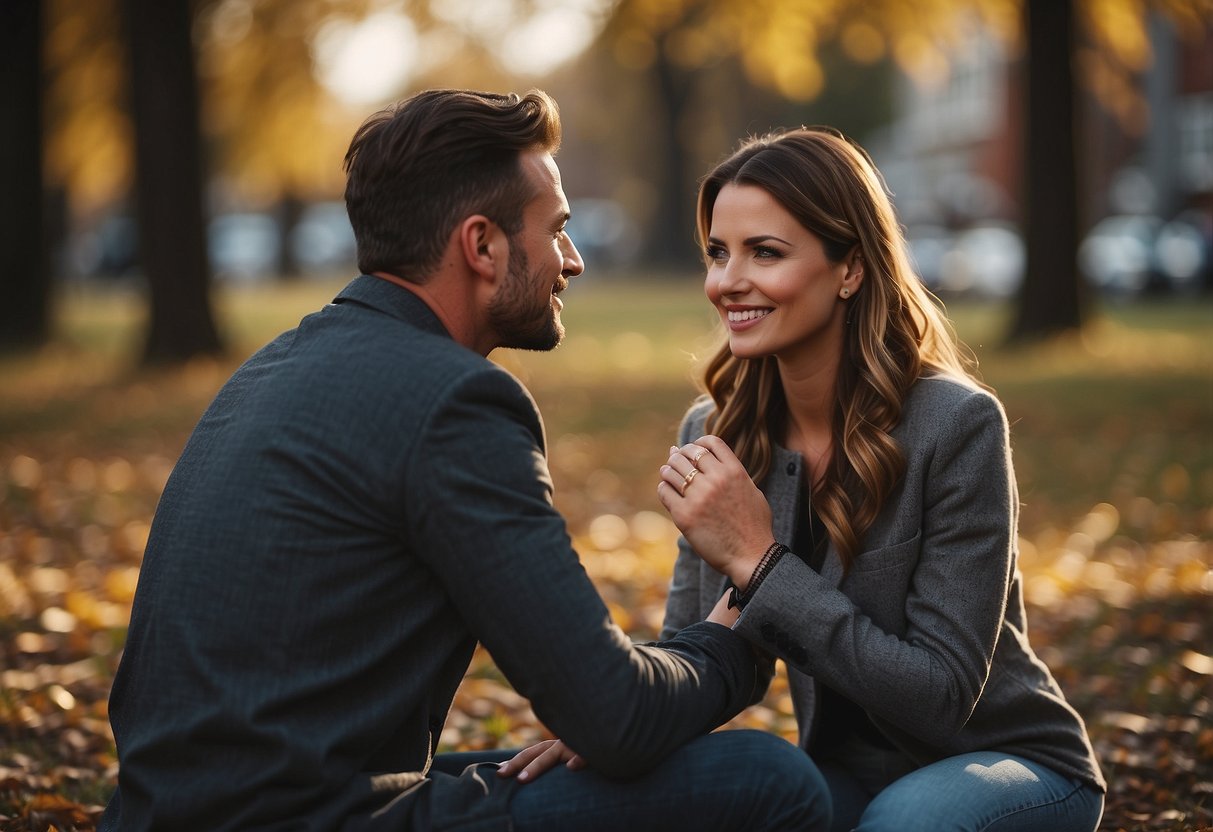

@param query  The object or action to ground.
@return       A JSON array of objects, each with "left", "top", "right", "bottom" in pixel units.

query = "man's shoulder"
[{"left": 303, "top": 293, "right": 507, "bottom": 388}]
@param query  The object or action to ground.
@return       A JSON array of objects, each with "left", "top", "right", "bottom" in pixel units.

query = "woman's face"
[{"left": 703, "top": 183, "right": 862, "bottom": 364}]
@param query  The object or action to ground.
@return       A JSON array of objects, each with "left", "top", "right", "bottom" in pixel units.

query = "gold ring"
[
  {"left": 692, "top": 450, "right": 707, "bottom": 466},
  {"left": 683, "top": 468, "right": 698, "bottom": 488}
]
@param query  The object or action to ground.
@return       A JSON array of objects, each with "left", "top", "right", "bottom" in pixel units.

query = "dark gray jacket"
[
  {"left": 102, "top": 275, "right": 759, "bottom": 831},
  {"left": 661, "top": 377, "right": 1105, "bottom": 792}
]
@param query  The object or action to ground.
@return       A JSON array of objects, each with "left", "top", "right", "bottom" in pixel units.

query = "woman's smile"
[{"left": 725, "top": 306, "right": 772, "bottom": 329}]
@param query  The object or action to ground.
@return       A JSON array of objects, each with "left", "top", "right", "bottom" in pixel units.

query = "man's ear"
[{"left": 458, "top": 214, "right": 507, "bottom": 285}]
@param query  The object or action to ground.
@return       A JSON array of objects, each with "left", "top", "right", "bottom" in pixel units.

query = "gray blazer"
[
  {"left": 102, "top": 275, "right": 760, "bottom": 831},
  {"left": 661, "top": 376, "right": 1105, "bottom": 792}
]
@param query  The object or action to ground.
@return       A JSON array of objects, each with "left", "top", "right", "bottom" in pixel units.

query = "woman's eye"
[
  {"left": 754, "top": 246, "right": 781, "bottom": 259},
  {"left": 705, "top": 245, "right": 727, "bottom": 261}
]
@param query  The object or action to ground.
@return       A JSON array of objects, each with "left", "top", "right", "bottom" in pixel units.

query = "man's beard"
[{"left": 488, "top": 243, "right": 564, "bottom": 352}]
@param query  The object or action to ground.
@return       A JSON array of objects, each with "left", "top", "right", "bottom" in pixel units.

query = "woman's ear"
[{"left": 840, "top": 246, "right": 865, "bottom": 298}]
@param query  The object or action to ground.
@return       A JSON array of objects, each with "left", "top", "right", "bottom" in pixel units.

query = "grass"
[{"left": 1, "top": 274, "right": 1211, "bottom": 831}]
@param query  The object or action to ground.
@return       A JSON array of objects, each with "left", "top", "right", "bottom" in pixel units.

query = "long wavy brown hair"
[{"left": 697, "top": 127, "right": 983, "bottom": 572}]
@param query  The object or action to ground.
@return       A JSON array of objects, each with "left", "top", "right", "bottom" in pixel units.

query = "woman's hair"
[
  {"left": 697, "top": 127, "right": 982, "bottom": 571},
  {"left": 343, "top": 89, "right": 561, "bottom": 280}
]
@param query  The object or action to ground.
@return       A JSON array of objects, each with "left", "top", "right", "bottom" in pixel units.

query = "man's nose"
[{"left": 562, "top": 235, "right": 585, "bottom": 278}]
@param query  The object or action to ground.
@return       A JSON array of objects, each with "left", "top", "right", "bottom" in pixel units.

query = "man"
[{"left": 101, "top": 89, "right": 828, "bottom": 831}]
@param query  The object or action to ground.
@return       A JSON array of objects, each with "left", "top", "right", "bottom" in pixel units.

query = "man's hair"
[{"left": 343, "top": 89, "right": 562, "bottom": 280}]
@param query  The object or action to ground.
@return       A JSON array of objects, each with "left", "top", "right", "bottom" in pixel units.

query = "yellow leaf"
[{"left": 1180, "top": 650, "right": 1213, "bottom": 676}]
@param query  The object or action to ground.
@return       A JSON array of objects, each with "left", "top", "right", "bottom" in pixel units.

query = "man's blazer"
[{"left": 103, "top": 275, "right": 760, "bottom": 831}]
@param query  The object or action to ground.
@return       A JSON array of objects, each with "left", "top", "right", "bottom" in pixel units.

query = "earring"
[{"left": 840, "top": 288, "right": 850, "bottom": 298}]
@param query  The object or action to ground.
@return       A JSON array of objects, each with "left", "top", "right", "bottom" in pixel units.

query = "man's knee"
[{"left": 715, "top": 731, "right": 832, "bottom": 830}]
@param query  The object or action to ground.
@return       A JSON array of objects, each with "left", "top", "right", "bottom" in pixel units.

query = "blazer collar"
[{"left": 332, "top": 274, "right": 450, "bottom": 340}]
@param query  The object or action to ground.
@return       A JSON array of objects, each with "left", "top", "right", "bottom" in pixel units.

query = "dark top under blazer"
[
  {"left": 660, "top": 376, "right": 1106, "bottom": 792},
  {"left": 102, "top": 275, "right": 759, "bottom": 831}
]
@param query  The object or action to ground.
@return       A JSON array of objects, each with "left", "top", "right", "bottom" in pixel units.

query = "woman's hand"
[
  {"left": 496, "top": 739, "right": 584, "bottom": 783},
  {"left": 657, "top": 435, "right": 776, "bottom": 589}
]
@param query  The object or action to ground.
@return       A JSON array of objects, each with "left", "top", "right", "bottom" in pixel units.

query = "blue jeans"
[
  {"left": 818, "top": 736, "right": 1104, "bottom": 832},
  {"left": 435, "top": 730, "right": 831, "bottom": 831}
]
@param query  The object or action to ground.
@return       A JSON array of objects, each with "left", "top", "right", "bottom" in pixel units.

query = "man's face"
[{"left": 488, "top": 152, "right": 584, "bottom": 351}]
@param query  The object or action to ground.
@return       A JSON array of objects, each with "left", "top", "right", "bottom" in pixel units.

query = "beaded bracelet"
[{"left": 727, "top": 541, "right": 789, "bottom": 610}]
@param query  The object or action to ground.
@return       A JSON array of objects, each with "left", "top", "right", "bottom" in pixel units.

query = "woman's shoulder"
[
  {"left": 901, "top": 373, "right": 1007, "bottom": 435},
  {"left": 908, "top": 372, "right": 1000, "bottom": 408},
  {"left": 677, "top": 394, "right": 716, "bottom": 439}
]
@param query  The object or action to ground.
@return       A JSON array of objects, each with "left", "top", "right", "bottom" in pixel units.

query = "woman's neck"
[{"left": 777, "top": 356, "right": 839, "bottom": 484}]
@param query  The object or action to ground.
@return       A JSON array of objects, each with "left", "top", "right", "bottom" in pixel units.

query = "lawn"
[{"left": 1, "top": 275, "right": 1210, "bottom": 831}]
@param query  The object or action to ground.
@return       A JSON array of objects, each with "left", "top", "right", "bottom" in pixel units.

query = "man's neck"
[{"left": 371, "top": 271, "right": 487, "bottom": 355}]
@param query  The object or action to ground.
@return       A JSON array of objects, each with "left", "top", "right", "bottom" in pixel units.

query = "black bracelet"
[{"left": 727, "top": 542, "right": 788, "bottom": 610}]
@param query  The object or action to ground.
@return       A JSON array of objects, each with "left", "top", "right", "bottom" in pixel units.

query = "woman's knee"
[{"left": 853, "top": 753, "right": 1101, "bottom": 832}]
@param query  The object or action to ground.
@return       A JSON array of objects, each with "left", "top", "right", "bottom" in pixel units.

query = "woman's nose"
[{"left": 712, "top": 258, "right": 749, "bottom": 297}]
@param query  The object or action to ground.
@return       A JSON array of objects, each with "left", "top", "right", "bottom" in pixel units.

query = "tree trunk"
[
  {"left": 276, "top": 191, "right": 304, "bottom": 281},
  {"left": 0, "top": 0, "right": 49, "bottom": 351},
  {"left": 123, "top": 0, "right": 223, "bottom": 363},
  {"left": 646, "top": 41, "right": 700, "bottom": 269},
  {"left": 1008, "top": 0, "right": 1087, "bottom": 342}
]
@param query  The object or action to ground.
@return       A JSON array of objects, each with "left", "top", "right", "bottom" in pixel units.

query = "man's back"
[{"left": 105, "top": 277, "right": 548, "bottom": 828}]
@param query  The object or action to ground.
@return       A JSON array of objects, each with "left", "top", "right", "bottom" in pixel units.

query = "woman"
[
  {"left": 503, "top": 127, "right": 1105, "bottom": 831},
  {"left": 653, "top": 127, "right": 1106, "bottom": 830}
]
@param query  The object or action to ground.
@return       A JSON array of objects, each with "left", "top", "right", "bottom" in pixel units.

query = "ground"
[{"left": 1, "top": 280, "right": 1210, "bottom": 830}]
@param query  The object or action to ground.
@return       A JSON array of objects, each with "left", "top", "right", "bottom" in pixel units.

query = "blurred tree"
[
  {"left": 197, "top": 0, "right": 370, "bottom": 282},
  {"left": 44, "top": 0, "right": 132, "bottom": 230},
  {"left": 599, "top": 0, "right": 1209, "bottom": 339},
  {"left": 0, "top": 0, "right": 49, "bottom": 350},
  {"left": 1009, "top": 0, "right": 1086, "bottom": 341},
  {"left": 123, "top": 0, "right": 223, "bottom": 362}
]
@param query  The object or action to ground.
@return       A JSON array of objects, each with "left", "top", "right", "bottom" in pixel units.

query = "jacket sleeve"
[
  {"left": 733, "top": 386, "right": 1015, "bottom": 741},
  {"left": 406, "top": 368, "right": 758, "bottom": 779}
]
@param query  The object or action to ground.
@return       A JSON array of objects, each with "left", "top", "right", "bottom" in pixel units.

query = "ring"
[
  {"left": 692, "top": 450, "right": 707, "bottom": 466},
  {"left": 682, "top": 468, "right": 698, "bottom": 489}
]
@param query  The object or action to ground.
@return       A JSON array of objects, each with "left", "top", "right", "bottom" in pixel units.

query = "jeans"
[
  {"left": 818, "top": 736, "right": 1104, "bottom": 832},
  {"left": 435, "top": 730, "right": 831, "bottom": 831}
]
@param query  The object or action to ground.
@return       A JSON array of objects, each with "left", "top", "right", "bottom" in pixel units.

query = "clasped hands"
[{"left": 497, "top": 436, "right": 775, "bottom": 786}]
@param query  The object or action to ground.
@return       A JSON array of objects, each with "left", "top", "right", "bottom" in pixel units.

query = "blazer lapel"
[{"left": 765, "top": 444, "right": 844, "bottom": 588}]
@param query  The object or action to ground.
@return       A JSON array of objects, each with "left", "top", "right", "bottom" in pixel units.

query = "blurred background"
[
  {"left": 1, "top": 0, "right": 1212, "bottom": 359},
  {"left": 1, "top": 2, "right": 1212, "bottom": 830}
]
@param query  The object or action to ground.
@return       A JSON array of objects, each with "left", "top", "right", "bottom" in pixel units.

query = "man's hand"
[
  {"left": 496, "top": 739, "right": 584, "bottom": 783},
  {"left": 706, "top": 587, "right": 740, "bottom": 628}
]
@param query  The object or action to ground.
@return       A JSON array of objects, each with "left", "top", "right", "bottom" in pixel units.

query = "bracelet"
[{"left": 727, "top": 542, "right": 788, "bottom": 610}]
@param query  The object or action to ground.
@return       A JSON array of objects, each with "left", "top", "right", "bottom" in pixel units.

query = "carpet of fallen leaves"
[{"left": 1, "top": 290, "right": 1210, "bottom": 831}]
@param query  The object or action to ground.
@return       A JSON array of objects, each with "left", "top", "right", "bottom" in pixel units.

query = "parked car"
[
  {"left": 1079, "top": 214, "right": 1163, "bottom": 296},
  {"left": 904, "top": 225, "right": 954, "bottom": 292},
  {"left": 1153, "top": 210, "right": 1211, "bottom": 294},
  {"left": 290, "top": 201, "right": 357, "bottom": 275},
  {"left": 565, "top": 198, "right": 640, "bottom": 269},
  {"left": 72, "top": 214, "right": 139, "bottom": 279},
  {"left": 209, "top": 212, "right": 280, "bottom": 281}
]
